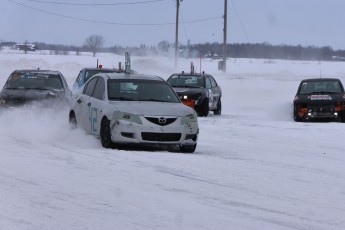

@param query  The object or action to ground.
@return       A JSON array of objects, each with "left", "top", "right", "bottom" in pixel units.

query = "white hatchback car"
[{"left": 69, "top": 73, "right": 199, "bottom": 153}]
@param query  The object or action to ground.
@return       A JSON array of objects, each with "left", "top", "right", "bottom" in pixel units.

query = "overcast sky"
[{"left": 1, "top": 0, "right": 345, "bottom": 49}]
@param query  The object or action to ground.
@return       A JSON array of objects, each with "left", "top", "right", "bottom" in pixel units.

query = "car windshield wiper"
[
  {"left": 308, "top": 91, "right": 338, "bottom": 94},
  {"left": 4, "top": 87, "right": 20, "bottom": 90},
  {"left": 140, "top": 98, "right": 170, "bottom": 102},
  {"left": 109, "top": 97, "right": 135, "bottom": 101},
  {"left": 24, "top": 88, "right": 50, "bottom": 90},
  {"left": 172, "top": 85, "right": 200, "bottom": 88},
  {"left": 320, "top": 91, "right": 338, "bottom": 94}
]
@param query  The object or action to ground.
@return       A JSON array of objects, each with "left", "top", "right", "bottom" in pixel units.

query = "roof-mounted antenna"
[
  {"left": 118, "top": 62, "right": 122, "bottom": 70},
  {"left": 125, "top": 52, "right": 131, "bottom": 74},
  {"left": 190, "top": 62, "right": 194, "bottom": 74}
]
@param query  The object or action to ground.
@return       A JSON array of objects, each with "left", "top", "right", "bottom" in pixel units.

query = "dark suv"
[
  {"left": 293, "top": 78, "right": 345, "bottom": 122},
  {"left": 167, "top": 72, "right": 222, "bottom": 117},
  {"left": 73, "top": 67, "right": 137, "bottom": 92}
]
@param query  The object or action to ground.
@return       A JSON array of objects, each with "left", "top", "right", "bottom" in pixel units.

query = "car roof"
[
  {"left": 300, "top": 78, "right": 341, "bottom": 83},
  {"left": 82, "top": 67, "right": 138, "bottom": 74},
  {"left": 83, "top": 67, "right": 117, "bottom": 71},
  {"left": 95, "top": 72, "right": 165, "bottom": 81},
  {"left": 12, "top": 69, "right": 62, "bottom": 75},
  {"left": 170, "top": 72, "right": 211, "bottom": 77}
]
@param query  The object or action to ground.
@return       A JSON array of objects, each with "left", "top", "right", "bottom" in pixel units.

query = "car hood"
[
  {"left": 0, "top": 89, "right": 65, "bottom": 105},
  {"left": 108, "top": 101, "right": 194, "bottom": 117},
  {"left": 172, "top": 87, "right": 205, "bottom": 95}
]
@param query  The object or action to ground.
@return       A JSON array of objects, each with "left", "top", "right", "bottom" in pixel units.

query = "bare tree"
[{"left": 84, "top": 34, "right": 105, "bottom": 57}]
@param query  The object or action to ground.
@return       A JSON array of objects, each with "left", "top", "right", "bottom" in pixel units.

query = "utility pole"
[
  {"left": 175, "top": 0, "right": 181, "bottom": 68},
  {"left": 223, "top": 0, "right": 227, "bottom": 72}
]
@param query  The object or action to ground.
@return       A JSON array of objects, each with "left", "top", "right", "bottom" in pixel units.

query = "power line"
[
  {"left": 230, "top": 0, "right": 250, "bottom": 43},
  {"left": 8, "top": 0, "right": 222, "bottom": 26},
  {"left": 22, "top": 0, "right": 165, "bottom": 6}
]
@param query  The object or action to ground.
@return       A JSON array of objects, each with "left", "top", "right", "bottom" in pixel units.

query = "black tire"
[
  {"left": 180, "top": 144, "right": 197, "bottom": 153},
  {"left": 69, "top": 112, "right": 77, "bottom": 129},
  {"left": 100, "top": 118, "right": 114, "bottom": 148},
  {"left": 293, "top": 105, "right": 302, "bottom": 122},
  {"left": 199, "top": 98, "right": 209, "bottom": 117},
  {"left": 340, "top": 111, "right": 345, "bottom": 123},
  {"left": 213, "top": 98, "right": 222, "bottom": 115}
]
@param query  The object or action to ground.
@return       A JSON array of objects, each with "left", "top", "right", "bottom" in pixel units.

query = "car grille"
[
  {"left": 144, "top": 117, "right": 177, "bottom": 126},
  {"left": 141, "top": 132, "right": 181, "bottom": 142}
]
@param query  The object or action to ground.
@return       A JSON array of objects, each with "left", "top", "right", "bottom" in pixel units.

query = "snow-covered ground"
[{"left": 1, "top": 49, "right": 345, "bottom": 230}]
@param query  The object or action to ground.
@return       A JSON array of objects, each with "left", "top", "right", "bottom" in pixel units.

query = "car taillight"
[
  {"left": 335, "top": 101, "right": 345, "bottom": 111},
  {"left": 298, "top": 104, "right": 308, "bottom": 117}
]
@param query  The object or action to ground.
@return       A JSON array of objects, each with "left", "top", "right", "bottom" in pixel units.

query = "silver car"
[{"left": 69, "top": 73, "right": 199, "bottom": 153}]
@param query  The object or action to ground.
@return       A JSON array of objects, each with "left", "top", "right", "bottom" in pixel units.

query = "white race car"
[{"left": 69, "top": 73, "right": 199, "bottom": 153}]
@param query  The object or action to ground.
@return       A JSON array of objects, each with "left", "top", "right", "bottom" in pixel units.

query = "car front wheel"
[
  {"left": 180, "top": 144, "right": 197, "bottom": 153},
  {"left": 100, "top": 118, "right": 114, "bottom": 148},
  {"left": 198, "top": 98, "right": 209, "bottom": 117}
]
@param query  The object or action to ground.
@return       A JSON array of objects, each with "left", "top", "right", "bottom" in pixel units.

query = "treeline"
[
  {"left": 4, "top": 40, "right": 345, "bottom": 61},
  {"left": 28, "top": 42, "right": 158, "bottom": 56},
  {"left": 190, "top": 42, "right": 345, "bottom": 61}
]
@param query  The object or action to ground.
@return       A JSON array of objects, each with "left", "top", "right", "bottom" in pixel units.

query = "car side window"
[
  {"left": 76, "top": 71, "right": 83, "bottom": 85},
  {"left": 209, "top": 76, "right": 217, "bottom": 88},
  {"left": 83, "top": 77, "right": 98, "bottom": 96},
  {"left": 205, "top": 76, "right": 212, "bottom": 89},
  {"left": 92, "top": 77, "right": 105, "bottom": 100}
]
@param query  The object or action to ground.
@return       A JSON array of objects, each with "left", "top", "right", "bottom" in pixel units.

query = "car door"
[
  {"left": 206, "top": 75, "right": 221, "bottom": 110},
  {"left": 87, "top": 77, "right": 105, "bottom": 135},
  {"left": 205, "top": 76, "right": 215, "bottom": 108},
  {"left": 77, "top": 77, "right": 98, "bottom": 131}
]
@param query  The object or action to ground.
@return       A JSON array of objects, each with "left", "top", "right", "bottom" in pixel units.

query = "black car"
[
  {"left": 293, "top": 78, "right": 345, "bottom": 122},
  {"left": 73, "top": 67, "right": 137, "bottom": 92},
  {"left": 167, "top": 71, "right": 222, "bottom": 117},
  {"left": 0, "top": 69, "right": 71, "bottom": 107}
]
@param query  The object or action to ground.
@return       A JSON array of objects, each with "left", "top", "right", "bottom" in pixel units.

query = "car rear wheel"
[
  {"left": 293, "top": 105, "right": 302, "bottom": 122},
  {"left": 340, "top": 111, "right": 345, "bottom": 123},
  {"left": 213, "top": 98, "right": 222, "bottom": 115},
  {"left": 180, "top": 144, "right": 197, "bottom": 153},
  {"left": 100, "top": 118, "right": 114, "bottom": 148}
]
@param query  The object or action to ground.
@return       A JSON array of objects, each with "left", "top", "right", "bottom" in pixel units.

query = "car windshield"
[
  {"left": 108, "top": 79, "right": 180, "bottom": 103},
  {"left": 299, "top": 80, "right": 343, "bottom": 94},
  {"left": 167, "top": 75, "right": 204, "bottom": 88},
  {"left": 4, "top": 72, "right": 63, "bottom": 90}
]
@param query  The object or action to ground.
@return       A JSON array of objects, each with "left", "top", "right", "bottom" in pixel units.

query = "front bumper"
[{"left": 109, "top": 117, "right": 198, "bottom": 146}]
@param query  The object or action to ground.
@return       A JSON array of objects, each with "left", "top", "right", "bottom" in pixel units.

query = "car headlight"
[
  {"left": 181, "top": 113, "right": 197, "bottom": 125},
  {"left": 113, "top": 111, "right": 142, "bottom": 124}
]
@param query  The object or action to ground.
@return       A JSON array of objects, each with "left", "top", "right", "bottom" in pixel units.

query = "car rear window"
[{"left": 299, "top": 81, "right": 343, "bottom": 94}]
